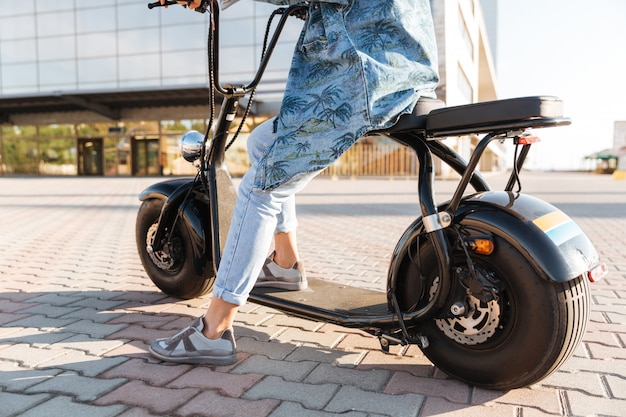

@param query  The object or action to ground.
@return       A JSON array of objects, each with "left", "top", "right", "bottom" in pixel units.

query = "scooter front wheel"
[
  {"left": 136, "top": 198, "right": 214, "bottom": 299},
  {"left": 413, "top": 233, "right": 590, "bottom": 390}
]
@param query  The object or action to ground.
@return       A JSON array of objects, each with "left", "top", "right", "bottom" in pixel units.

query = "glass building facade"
[
  {"left": 0, "top": 0, "right": 300, "bottom": 94},
  {"left": 0, "top": 0, "right": 303, "bottom": 175},
  {"left": 0, "top": 0, "right": 501, "bottom": 177}
]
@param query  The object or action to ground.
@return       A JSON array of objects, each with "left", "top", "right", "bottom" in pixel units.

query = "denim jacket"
[{"left": 253, "top": 0, "right": 439, "bottom": 190}]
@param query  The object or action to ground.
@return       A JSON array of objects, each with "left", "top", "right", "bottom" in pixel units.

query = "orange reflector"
[
  {"left": 516, "top": 135, "right": 540, "bottom": 145},
  {"left": 588, "top": 263, "right": 608, "bottom": 282},
  {"left": 467, "top": 239, "right": 494, "bottom": 255}
]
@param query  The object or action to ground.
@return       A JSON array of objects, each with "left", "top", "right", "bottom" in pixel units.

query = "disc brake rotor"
[
  {"left": 146, "top": 223, "right": 176, "bottom": 270},
  {"left": 435, "top": 296, "right": 501, "bottom": 345},
  {"left": 430, "top": 276, "right": 502, "bottom": 345}
]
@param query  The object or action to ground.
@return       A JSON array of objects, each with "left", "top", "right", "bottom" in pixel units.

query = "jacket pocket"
[{"left": 300, "top": 3, "right": 327, "bottom": 55}]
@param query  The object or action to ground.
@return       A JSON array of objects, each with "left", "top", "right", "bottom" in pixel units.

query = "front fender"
[
  {"left": 138, "top": 178, "right": 212, "bottom": 277},
  {"left": 390, "top": 191, "right": 599, "bottom": 286},
  {"left": 139, "top": 177, "right": 197, "bottom": 201}
]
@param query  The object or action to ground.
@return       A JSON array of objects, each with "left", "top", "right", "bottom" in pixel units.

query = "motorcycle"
[{"left": 138, "top": 0, "right": 607, "bottom": 390}]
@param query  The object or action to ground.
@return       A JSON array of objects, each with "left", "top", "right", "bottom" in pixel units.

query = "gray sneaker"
[
  {"left": 254, "top": 252, "right": 307, "bottom": 291},
  {"left": 149, "top": 316, "right": 237, "bottom": 365}
]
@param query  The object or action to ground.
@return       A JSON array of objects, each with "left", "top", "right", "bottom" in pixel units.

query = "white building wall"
[{"left": 431, "top": 0, "right": 502, "bottom": 177}]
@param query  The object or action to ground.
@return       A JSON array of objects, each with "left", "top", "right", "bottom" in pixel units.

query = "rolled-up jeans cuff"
[{"left": 212, "top": 285, "right": 248, "bottom": 306}]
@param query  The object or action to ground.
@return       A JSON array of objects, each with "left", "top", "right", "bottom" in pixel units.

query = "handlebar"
[{"left": 147, "top": 0, "right": 210, "bottom": 13}]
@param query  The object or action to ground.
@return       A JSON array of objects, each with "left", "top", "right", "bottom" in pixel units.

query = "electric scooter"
[{"left": 138, "top": 0, "right": 607, "bottom": 390}]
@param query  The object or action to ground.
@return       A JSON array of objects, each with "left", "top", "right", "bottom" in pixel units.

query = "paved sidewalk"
[{"left": 0, "top": 172, "right": 624, "bottom": 417}]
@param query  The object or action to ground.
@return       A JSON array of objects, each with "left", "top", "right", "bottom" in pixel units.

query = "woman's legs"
[{"left": 202, "top": 119, "right": 314, "bottom": 338}]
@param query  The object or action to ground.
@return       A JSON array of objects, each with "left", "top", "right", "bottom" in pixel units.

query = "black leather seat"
[{"left": 375, "top": 97, "right": 445, "bottom": 133}]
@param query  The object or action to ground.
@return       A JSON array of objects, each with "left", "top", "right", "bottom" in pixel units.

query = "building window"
[
  {"left": 458, "top": 9, "right": 474, "bottom": 62},
  {"left": 457, "top": 64, "right": 473, "bottom": 103}
]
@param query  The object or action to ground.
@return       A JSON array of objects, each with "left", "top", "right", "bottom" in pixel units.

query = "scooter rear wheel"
[
  {"left": 411, "top": 233, "right": 590, "bottom": 390},
  {"left": 136, "top": 198, "right": 214, "bottom": 299}
]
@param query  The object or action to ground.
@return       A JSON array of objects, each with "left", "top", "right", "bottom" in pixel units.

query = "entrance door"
[
  {"left": 77, "top": 138, "right": 104, "bottom": 176},
  {"left": 132, "top": 135, "right": 161, "bottom": 176}
]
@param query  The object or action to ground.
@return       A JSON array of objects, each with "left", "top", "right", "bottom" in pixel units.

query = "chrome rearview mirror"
[{"left": 179, "top": 130, "right": 206, "bottom": 163}]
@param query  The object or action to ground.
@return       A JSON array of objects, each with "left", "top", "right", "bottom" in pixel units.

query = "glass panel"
[
  {"left": 78, "top": 139, "right": 104, "bottom": 175},
  {"left": 2, "top": 63, "right": 38, "bottom": 90},
  {"left": 78, "top": 57, "right": 118, "bottom": 84},
  {"left": 104, "top": 137, "right": 120, "bottom": 175},
  {"left": 39, "top": 138, "right": 76, "bottom": 175},
  {"left": 36, "top": 0, "right": 74, "bottom": 12},
  {"left": 161, "top": 24, "right": 207, "bottom": 52},
  {"left": 36, "top": 11, "right": 75, "bottom": 37},
  {"left": 77, "top": 0, "right": 113, "bottom": 8},
  {"left": 1, "top": 39, "right": 37, "bottom": 64},
  {"left": 119, "top": 54, "right": 160, "bottom": 81},
  {"left": 38, "top": 36, "right": 76, "bottom": 61},
  {"left": 0, "top": 15, "right": 36, "bottom": 39},
  {"left": 118, "top": 28, "right": 161, "bottom": 54},
  {"left": 77, "top": 7, "right": 117, "bottom": 33},
  {"left": 77, "top": 33, "right": 117, "bottom": 58},
  {"left": 2, "top": 138, "right": 39, "bottom": 174},
  {"left": 117, "top": 3, "right": 158, "bottom": 30},
  {"left": 161, "top": 50, "right": 207, "bottom": 79},
  {"left": 0, "top": 0, "right": 35, "bottom": 17},
  {"left": 39, "top": 61, "right": 78, "bottom": 89}
]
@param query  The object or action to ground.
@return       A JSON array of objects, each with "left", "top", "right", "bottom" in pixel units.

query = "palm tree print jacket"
[{"left": 253, "top": 0, "right": 439, "bottom": 190}]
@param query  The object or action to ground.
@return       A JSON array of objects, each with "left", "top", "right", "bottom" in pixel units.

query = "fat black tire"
[
  {"left": 411, "top": 232, "right": 590, "bottom": 390},
  {"left": 136, "top": 198, "right": 213, "bottom": 299}
]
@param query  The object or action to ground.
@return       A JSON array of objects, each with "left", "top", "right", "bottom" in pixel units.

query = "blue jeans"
[{"left": 212, "top": 119, "right": 319, "bottom": 305}]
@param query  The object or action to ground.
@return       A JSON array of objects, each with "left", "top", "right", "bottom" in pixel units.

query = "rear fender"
[
  {"left": 389, "top": 191, "right": 599, "bottom": 288},
  {"left": 138, "top": 178, "right": 212, "bottom": 276}
]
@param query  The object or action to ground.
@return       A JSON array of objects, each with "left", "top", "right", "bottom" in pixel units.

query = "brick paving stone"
[
  {"left": 0, "top": 327, "right": 77, "bottom": 346},
  {"left": 0, "top": 360, "right": 61, "bottom": 391},
  {"left": 235, "top": 336, "right": 298, "bottom": 360},
  {"left": 284, "top": 344, "right": 365, "bottom": 366},
  {"left": 115, "top": 408, "right": 165, "bottom": 417},
  {"left": 0, "top": 343, "right": 70, "bottom": 367},
  {"left": 3, "top": 314, "right": 79, "bottom": 330},
  {"left": 566, "top": 391, "right": 626, "bottom": 416},
  {"left": 261, "top": 314, "right": 325, "bottom": 332},
  {"left": 383, "top": 371, "right": 471, "bottom": 404},
  {"left": 273, "top": 327, "right": 345, "bottom": 347},
  {"left": 325, "top": 385, "right": 424, "bottom": 417},
  {"left": 540, "top": 370, "right": 606, "bottom": 397},
  {"left": 175, "top": 389, "right": 280, "bottom": 417},
  {"left": 25, "top": 371, "right": 127, "bottom": 402},
  {"left": 268, "top": 401, "right": 374, "bottom": 417},
  {"left": 472, "top": 385, "right": 562, "bottom": 415},
  {"left": 59, "top": 307, "right": 126, "bottom": 324},
  {"left": 46, "top": 333, "right": 125, "bottom": 356},
  {"left": 167, "top": 367, "right": 264, "bottom": 397},
  {"left": 357, "top": 349, "right": 437, "bottom": 378},
  {"left": 418, "top": 396, "right": 519, "bottom": 417},
  {"left": 100, "top": 357, "right": 193, "bottom": 386},
  {"left": 94, "top": 380, "right": 200, "bottom": 414},
  {"left": 35, "top": 349, "right": 128, "bottom": 377},
  {"left": 604, "top": 374, "right": 626, "bottom": 400},
  {"left": 61, "top": 319, "right": 128, "bottom": 339},
  {"left": 231, "top": 354, "right": 317, "bottom": 382},
  {"left": 243, "top": 375, "right": 338, "bottom": 409},
  {"left": 106, "top": 324, "right": 173, "bottom": 345},
  {"left": 305, "top": 362, "right": 391, "bottom": 391},
  {"left": 18, "top": 395, "right": 127, "bottom": 417},
  {"left": 0, "top": 392, "right": 50, "bottom": 417}
]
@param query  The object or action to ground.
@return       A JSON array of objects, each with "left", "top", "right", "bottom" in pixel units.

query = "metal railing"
[{"left": 321, "top": 140, "right": 418, "bottom": 178}]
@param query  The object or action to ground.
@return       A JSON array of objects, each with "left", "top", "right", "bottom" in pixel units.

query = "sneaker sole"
[
  {"left": 254, "top": 280, "right": 307, "bottom": 291},
  {"left": 149, "top": 346, "right": 237, "bottom": 366}
]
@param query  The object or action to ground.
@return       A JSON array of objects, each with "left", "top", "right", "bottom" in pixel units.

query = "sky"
[{"left": 494, "top": 0, "right": 626, "bottom": 170}]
